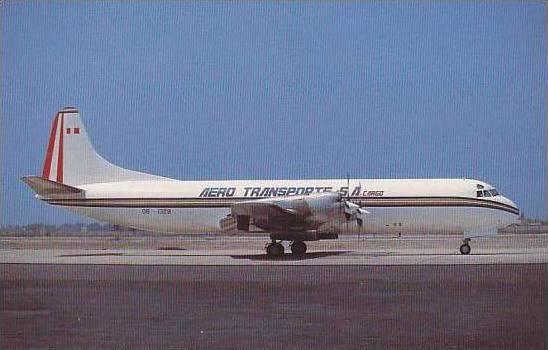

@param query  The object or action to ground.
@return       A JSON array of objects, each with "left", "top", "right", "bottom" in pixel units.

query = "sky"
[{"left": 1, "top": 1, "right": 545, "bottom": 225}]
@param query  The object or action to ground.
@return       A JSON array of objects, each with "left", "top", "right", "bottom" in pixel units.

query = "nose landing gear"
[{"left": 459, "top": 239, "right": 471, "bottom": 255}]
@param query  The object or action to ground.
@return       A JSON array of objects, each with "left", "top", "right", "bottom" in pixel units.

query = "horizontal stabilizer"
[{"left": 21, "top": 176, "right": 83, "bottom": 196}]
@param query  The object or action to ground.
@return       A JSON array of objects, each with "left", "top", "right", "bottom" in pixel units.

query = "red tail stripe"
[
  {"left": 42, "top": 113, "right": 59, "bottom": 178},
  {"left": 56, "top": 113, "right": 64, "bottom": 183}
]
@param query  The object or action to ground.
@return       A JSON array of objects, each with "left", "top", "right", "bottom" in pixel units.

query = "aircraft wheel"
[
  {"left": 290, "top": 241, "right": 307, "bottom": 256},
  {"left": 266, "top": 242, "right": 284, "bottom": 257},
  {"left": 459, "top": 243, "right": 471, "bottom": 255}
]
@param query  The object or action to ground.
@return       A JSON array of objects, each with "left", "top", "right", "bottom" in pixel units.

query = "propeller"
[
  {"left": 343, "top": 200, "right": 369, "bottom": 227},
  {"left": 342, "top": 173, "right": 369, "bottom": 227}
]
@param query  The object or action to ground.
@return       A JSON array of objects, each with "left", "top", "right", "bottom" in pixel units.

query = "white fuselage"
[
  {"left": 44, "top": 178, "right": 519, "bottom": 237},
  {"left": 24, "top": 108, "right": 521, "bottom": 252}
]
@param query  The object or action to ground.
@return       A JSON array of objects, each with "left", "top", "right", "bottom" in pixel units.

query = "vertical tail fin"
[{"left": 41, "top": 107, "right": 166, "bottom": 185}]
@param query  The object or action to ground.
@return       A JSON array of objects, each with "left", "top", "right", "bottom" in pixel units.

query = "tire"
[
  {"left": 266, "top": 242, "right": 284, "bottom": 257},
  {"left": 459, "top": 243, "right": 471, "bottom": 255},
  {"left": 290, "top": 241, "right": 307, "bottom": 256}
]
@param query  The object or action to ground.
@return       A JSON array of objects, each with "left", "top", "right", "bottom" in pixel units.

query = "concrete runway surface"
[
  {"left": 1, "top": 234, "right": 546, "bottom": 265},
  {"left": 1, "top": 234, "right": 546, "bottom": 349}
]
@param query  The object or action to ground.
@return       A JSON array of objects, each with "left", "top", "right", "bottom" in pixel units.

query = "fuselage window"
[
  {"left": 483, "top": 190, "right": 491, "bottom": 197},
  {"left": 490, "top": 189, "right": 499, "bottom": 196},
  {"left": 477, "top": 191, "right": 483, "bottom": 197}
]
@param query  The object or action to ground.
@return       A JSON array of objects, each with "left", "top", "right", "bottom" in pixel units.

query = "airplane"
[{"left": 22, "top": 107, "right": 520, "bottom": 257}]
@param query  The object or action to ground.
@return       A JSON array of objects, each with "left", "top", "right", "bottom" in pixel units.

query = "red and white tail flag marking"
[{"left": 42, "top": 113, "right": 65, "bottom": 183}]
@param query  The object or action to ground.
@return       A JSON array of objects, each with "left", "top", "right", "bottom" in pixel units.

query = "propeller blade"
[
  {"left": 344, "top": 201, "right": 360, "bottom": 213},
  {"left": 343, "top": 199, "right": 369, "bottom": 224},
  {"left": 356, "top": 208, "right": 370, "bottom": 215}
]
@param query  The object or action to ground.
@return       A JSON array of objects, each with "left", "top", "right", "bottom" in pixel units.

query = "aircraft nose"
[
  {"left": 498, "top": 195, "right": 514, "bottom": 207},
  {"left": 507, "top": 198, "right": 519, "bottom": 211},
  {"left": 501, "top": 196, "right": 520, "bottom": 217}
]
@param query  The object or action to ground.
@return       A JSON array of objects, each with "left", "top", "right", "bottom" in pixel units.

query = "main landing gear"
[
  {"left": 459, "top": 239, "right": 471, "bottom": 255},
  {"left": 265, "top": 240, "right": 308, "bottom": 257},
  {"left": 266, "top": 241, "right": 284, "bottom": 257},
  {"left": 290, "top": 241, "right": 307, "bottom": 256}
]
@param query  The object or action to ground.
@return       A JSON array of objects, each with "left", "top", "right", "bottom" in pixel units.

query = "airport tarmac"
[
  {"left": 1, "top": 234, "right": 546, "bottom": 349},
  {"left": 0, "top": 233, "right": 546, "bottom": 265}
]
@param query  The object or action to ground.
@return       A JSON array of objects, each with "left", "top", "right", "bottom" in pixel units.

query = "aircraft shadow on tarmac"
[
  {"left": 58, "top": 253, "right": 125, "bottom": 257},
  {"left": 229, "top": 251, "right": 350, "bottom": 261}
]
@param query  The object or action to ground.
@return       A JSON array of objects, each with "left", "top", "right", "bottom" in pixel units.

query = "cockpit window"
[{"left": 477, "top": 188, "right": 499, "bottom": 198}]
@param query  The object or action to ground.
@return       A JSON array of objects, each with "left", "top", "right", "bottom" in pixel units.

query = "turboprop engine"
[{"left": 231, "top": 191, "right": 369, "bottom": 233}]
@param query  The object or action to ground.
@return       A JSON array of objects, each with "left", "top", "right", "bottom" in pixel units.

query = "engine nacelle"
[{"left": 284, "top": 192, "right": 342, "bottom": 223}]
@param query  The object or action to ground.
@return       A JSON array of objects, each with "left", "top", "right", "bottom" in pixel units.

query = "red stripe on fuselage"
[
  {"left": 42, "top": 113, "right": 59, "bottom": 178},
  {"left": 56, "top": 113, "right": 64, "bottom": 183}
]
